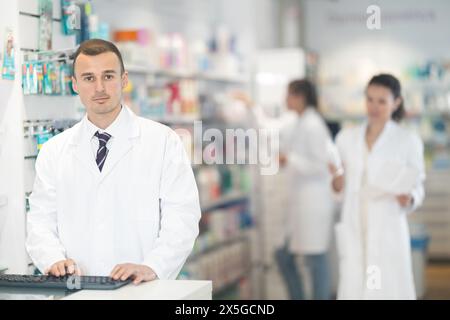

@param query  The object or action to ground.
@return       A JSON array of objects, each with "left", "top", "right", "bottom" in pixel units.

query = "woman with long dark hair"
[{"left": 330, "top": 74, "right": 425, "bottom": 299}]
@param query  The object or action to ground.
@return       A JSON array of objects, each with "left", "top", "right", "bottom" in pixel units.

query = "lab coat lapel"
[
  {"left": 99, "top": 107, "right": 140, "bottom": 183},
  {"left": 368, "top": 120, "right": 395, "bottom": 156},
  {"left": 69, "top": 121, "right": 101, "bottom": 177},
  {"left": 98, "top": 137, "right": 133, "bottom": 182}
]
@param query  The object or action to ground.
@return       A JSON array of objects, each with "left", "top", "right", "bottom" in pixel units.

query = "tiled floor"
[{"left": 424, "top": 262, "right": 450, "bottom": 300}]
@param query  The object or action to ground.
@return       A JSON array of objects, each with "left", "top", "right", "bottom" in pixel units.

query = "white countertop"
[{"left": 62, "top": 280, "right": 212, "bottom": 300}]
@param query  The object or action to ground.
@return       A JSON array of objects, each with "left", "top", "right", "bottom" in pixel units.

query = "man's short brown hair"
[{"left": 72, "top": 39, "right": 125, "bottom": 77}]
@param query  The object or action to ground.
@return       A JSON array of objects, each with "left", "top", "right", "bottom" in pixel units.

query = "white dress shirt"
[{"left": 85, "top": 106, "right": 127, "bottom": 159}]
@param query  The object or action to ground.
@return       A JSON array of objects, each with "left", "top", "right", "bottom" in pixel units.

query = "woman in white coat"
[
  {"left": 239, "top": 80, "right": 335, "bottom": 299},
  {"left": 330, "top": 74, "right": 425, "bottom": 299}
]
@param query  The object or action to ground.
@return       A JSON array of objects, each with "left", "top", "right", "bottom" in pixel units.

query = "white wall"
[
  {"left": 0, "top": 0, "right": 28, "bottom": 273},
  {"left": 303, "top": 0, "right": 450, "bottom": 114}
]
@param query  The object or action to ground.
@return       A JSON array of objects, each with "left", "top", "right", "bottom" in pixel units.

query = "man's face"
[{"left": 72, "top": 52, "right": 128, "bottom": 116}]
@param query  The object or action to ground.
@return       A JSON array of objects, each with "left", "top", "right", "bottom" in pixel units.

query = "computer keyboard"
[{"left": 0, "top": 274, "right": 131, "bottom": 290}]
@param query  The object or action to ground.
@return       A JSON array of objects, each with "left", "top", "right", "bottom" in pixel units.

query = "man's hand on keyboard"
[
  {"left": 46, "top": 259, "right": 81, "bottom": 277},
  {"left": 110, "top": 263, "right": 157, "bottom": 285}
]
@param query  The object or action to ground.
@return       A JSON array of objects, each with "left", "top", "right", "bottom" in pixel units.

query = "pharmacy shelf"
[
  {"left": 404, "top": 80, "right": 450, "bottom": 90},
  {"left": 324, "top": 112, "right": 450, "bottom": 122},
  {"left": 213, "top": 268, "right": 252, "bottom": 297},
  {"left": 187, "top": 232, "right": 250, "bottom": 263},
  {"left": 184, "top": 233, "right": 252, "bottom": 298},
  {"left": 186, "top": 234, "right": 248, "bottom": 263},
  {"left": 201, "top": 192, "right": 249, "bottom": 213},
  {"left": 197, "top": 72, "right": 249, "bottom": 84},
  {"left": 125, "top": 65, "right": 153, "bottom": 74},
  {"left": 143, "top": 114, "right": 201, "bottom": 125},
  {"left": 323, "top": 114, "right": 365, "bottom": 122},
  {"left": 126, "top": 65, "right": 249, "bottom": 84}
]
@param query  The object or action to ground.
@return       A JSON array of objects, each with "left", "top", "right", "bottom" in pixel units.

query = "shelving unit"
[
  {"left": 181, "top": 230, "right": 253, "bottom": 299},
  {"left": 409, "top": 114, "right": 450, "bottom": 261},
  {"left": 187, "top": 233, "right": 249, "bottom": 263},
  {"left": 127, "top": 65, "right": 250, "bottom": 84},
  {"left": 125, "top": 54, "right": 254, "bottom": 299},
  {"left": 201, "top": 191, "right": 249, "bottom": 213},
  {"left": 117, "top": 21, "right": 255, "bottom": 298}
]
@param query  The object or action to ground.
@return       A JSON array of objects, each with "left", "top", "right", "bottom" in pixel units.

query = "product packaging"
[
  {"left": 22, "top": 63, "right": 30, "bottom": 94},
  {"left": 60, "top": 63, "right": 74, "bottom": 95},
  {"left": 76, "top": 1, "right": 92, "bottom": 44},
  {"left": 36, "top": 130, "right": 53, "bottom": 152},
  {"left": 1, "top": 28, "right": 15, "bottom": 80},
  {"left": 38, "top": 0, "right": 53, "bottom": 51},
  {"left": 29, "top": 62, "right": 38, "bottom": 95},
  {"left": 35, "top": 62, "right": 44, "bottom": 94},
  {"left": 61, "top": 0, "right": 79, "bottom": 35}
]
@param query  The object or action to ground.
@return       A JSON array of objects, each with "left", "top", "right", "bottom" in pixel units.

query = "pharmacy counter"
[
  {"left": 0, "top": 280, "right": 212, "bottom": 300},
  {"left": 63, "top": 280, "right": 212, "bottom": 300}
]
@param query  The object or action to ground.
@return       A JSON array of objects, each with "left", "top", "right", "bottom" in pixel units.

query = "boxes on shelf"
[
  {"left": 122, "top": 77, "right": 200, "bottom": 121},
  {"left": 195, "top": 165, "right": 250, "bottom": 207},
  {"left": 23, "top": 119, "right": 78, "bottom": 156},
  {"left": 114, "top": 26, "right": 245, "bottom": 78},
  {"left": 194, "top": 208, "right": 252, "bottom": 254},
  {"left": 180, "top": 240, "right": 251, "bottom": 298},
  {"left": 22, "top": 59, "right": 76, "bottom": 96}
]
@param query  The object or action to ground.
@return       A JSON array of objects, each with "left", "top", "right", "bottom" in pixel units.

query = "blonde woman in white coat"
[{"left": 330, "top": 74, "right": 425, "bottom": 299}]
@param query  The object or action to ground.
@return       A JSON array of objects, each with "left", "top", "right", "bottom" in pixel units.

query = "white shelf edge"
[
  {"left": 201, "top": 191, "right": 249, "bottom": 212},
  {"left": 187, "top": 230, "right": 251, "bottom": 263},
  {"left": 143, "top": 115, "right": 201, "bottom": 124},
  {"left": 126, "top": 65, "right": 249, "bottom": 84}
]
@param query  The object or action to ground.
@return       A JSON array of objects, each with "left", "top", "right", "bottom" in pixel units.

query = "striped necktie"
[{"left": 94, "top": 131, "right": 112, "bottom": 172}]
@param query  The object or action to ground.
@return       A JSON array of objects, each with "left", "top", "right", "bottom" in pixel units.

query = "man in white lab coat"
[{"left": 26, "top": 39, "right": 201, "bottom": 284}]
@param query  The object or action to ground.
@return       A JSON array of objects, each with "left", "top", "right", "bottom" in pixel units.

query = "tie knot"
[{"left": 95, "top": 131, "right": 112, "bottom": 146}]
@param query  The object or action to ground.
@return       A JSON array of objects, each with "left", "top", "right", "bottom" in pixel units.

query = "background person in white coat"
[
  {"left": 330, "top": 74, "right": 426, "bottom": 299},
  {"left": 237, "top": 80, "right": 335, "bottom": 300},
  {"left": 26, "top": 39, "right": 201, "bottom": 284}
]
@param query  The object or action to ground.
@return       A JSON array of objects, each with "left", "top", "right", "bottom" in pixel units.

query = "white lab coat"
[
  {"left": 334, "top": 120, "right": 425, "bottom": 299},
  {"left": 252, "top": 107, "right": 335, "bottom": 254},
  {"left": 26, "top": 106, "right": 201, "bottom": 279}
]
